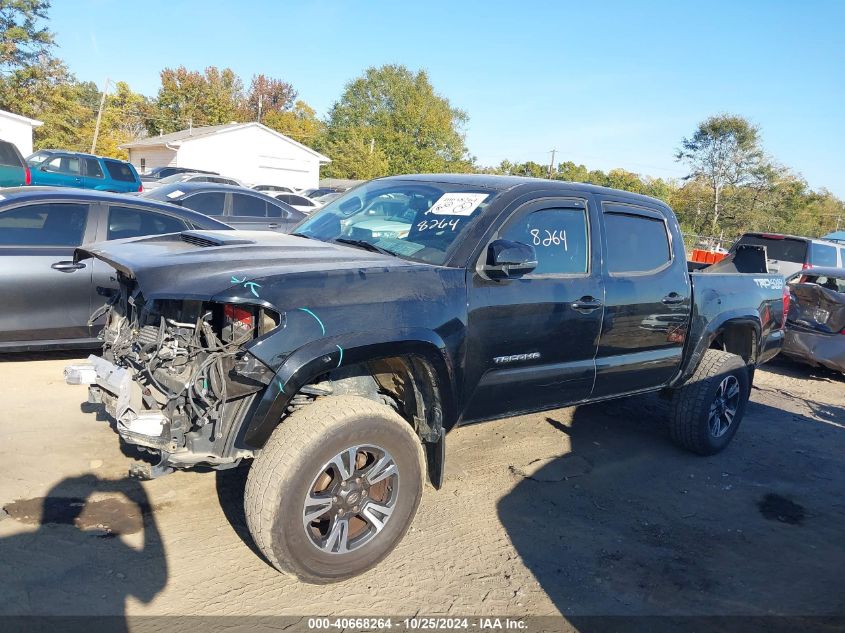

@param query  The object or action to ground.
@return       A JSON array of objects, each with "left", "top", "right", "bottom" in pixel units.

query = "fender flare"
[
  {"left": 242, "top": 328, "right": 458, "bottom": 450},
  {"left": 671, "top": 310, "right": 762, "bottom": 388}
]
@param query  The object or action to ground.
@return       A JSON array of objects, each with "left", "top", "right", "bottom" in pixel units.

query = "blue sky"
[{"left": 50, "top": 0, "right": 844, "bottom": 196}]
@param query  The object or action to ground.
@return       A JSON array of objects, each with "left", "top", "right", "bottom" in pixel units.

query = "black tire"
[
  {"left": 244, "top": 395, "right": 424, "bottom": 583},
  {"left": 669, "top": 350, "right": 751, "bottom": 455}
]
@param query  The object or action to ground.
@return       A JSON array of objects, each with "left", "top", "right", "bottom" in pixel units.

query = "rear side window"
[
  {"left": 0, "top": 203, "right": 88, "bottom": 246},
  {"left": 604, "top": 210, "right": 671, "bottom": 274},
  {"left": 735, "top": 235, "right": 808, "bottom": 263},
  {"left": 85, "top": 158, "right": 104, "bottom": 178},
  {"left": 277, "top": 194, "right": 314, "bottom": 206},
  {"left": 0, "top": 142, "right": 23, "bottom": 167},
  {"left": 181, "top": 192, "right": 226, "bottom": 216},
  {"left": 810, "top": 242, "right": 838, "bottom": 268},
  {"left": 501, "top": 207, "right": 589, "bottom": 275},
  {"left": 104, "top": 160, "right": 137, "bottom": 182},
  {"left": 231, "top": 194, "right": 267, "bottom": 217},
  {"left": 107, "top": 206, "right": 188, "bottom": 240}
]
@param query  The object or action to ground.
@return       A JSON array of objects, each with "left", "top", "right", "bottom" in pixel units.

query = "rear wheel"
[
  {"left": 669, "top": 350, "right": 751, "bottom": 455},
  {"left": 244, "top": 395, "right": 424, "bottom": 583}
]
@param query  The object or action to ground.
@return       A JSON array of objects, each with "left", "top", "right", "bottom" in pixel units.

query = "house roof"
[
  {"left": 0, "top": 109, "right": 43, "bottom": 127},
  {"left": 120, "top": 121, "right": 329, "bottom": 163}
]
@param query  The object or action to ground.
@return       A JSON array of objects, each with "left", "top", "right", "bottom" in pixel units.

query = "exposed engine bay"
[{"left": 65, "top": 274, "right": 280, "bottom": 476}]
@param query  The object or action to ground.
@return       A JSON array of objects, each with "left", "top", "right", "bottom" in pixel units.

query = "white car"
[
  {"left": 143, "top": 172, "right": 243, "bottom": 192},
  {"left": 253, "top": 184, "right": 294, "bottom": 194},
  {"left": 273, "top": 193, "right": 322, "bottom": 214}
]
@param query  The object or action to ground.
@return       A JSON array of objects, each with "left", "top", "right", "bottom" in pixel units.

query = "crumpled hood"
[{"left": 75, "top": 230, "right": 421, "bottom": 301}]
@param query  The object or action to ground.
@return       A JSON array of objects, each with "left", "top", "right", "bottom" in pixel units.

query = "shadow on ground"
[
  {"left": 0, "top": 474, "right": 167, "bottom": 630},
  {"left": 497, "top": 393, "right": 845, "bottom": 625}
]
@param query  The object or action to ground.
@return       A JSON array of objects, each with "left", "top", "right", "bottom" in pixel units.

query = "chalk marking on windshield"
[
  {"left": 244, "top": 281, "right": 261, "bottom": 297},
  {"left": 335, "top": 344, "right": 344, "bottom": 368},
  {"left": 231, "top": 275, "right": 246, "bottom": 284},
  {"left": 298, "top": 307, "right": 326, "bottom": 335}
]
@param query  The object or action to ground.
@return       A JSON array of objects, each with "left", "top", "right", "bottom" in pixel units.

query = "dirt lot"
[{"left": 0, "top": 353, "right": 843, "bottom": 624}]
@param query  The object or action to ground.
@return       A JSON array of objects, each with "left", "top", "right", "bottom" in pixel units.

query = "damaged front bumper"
[
  {"left": 64, "top": 277, "right": 281, "bottom": 477},
  {"left": 65, "top": 355, "right": 172, "bottom": 450}
]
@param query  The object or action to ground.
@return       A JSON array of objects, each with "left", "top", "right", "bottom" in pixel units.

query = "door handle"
[
  {"left": 661, "top": 292, "right": 686, "bottom": 305},
  {"left": 571, "top": 296, "right": 602, "bottom": 312},
  {"left": 268, "top": 223, "right": 281, "bottom": 229},
  {"left": 51, "top": 261, "right": 86, "bottom": 272}
]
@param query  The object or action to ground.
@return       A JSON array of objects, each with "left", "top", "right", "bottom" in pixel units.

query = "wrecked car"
[
  {"left": 783, "top": 267, "right": 845, "bottom": 373},
  {"left": 65, "top": 175, "right": 786, "bottom": 583}
]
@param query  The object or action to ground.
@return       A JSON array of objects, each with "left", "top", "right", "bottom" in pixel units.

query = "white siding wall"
[
  {"left": 128, "top": 146, "right": 177, "bottom": 175},
  {"left": 0, "top": 115, "right": 38, "bottom": 156},
  {"left": 174, "top": 126, "right": 322, "bottom": 189}
]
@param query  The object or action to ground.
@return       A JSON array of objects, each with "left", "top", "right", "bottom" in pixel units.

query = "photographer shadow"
[{"left": 0, "top": 473, "right": 168, "bottom": 630}]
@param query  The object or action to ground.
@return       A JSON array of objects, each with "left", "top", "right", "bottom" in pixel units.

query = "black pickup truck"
[{"left": 65, "top": 175, "right": 786, "bottom": 583}]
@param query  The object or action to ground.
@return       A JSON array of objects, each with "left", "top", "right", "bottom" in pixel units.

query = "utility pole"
[
  {"left": 257, "top": 94, "right": 263, "bottom": 123},
  {"left": 369, "top": 138, "right": 375, "bottom": 155},
  {"left": 91, "top": 77, "right": 110, "bottom": 154},
  {"left": 548, "top": 149, "right": 556, "bottom": 179}
]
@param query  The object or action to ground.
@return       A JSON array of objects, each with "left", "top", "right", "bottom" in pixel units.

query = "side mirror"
[
  {"left": 483, "top": 239, "right": 538, "bottom": 280},
  {"left": 40, "top": 164, "right": 50, "bottom": 172}
]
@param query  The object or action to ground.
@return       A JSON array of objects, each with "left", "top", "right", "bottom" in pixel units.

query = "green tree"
[
  {"left": 0, "top": 0, "right": 53, "bottom": 72},
  {"left": 86, "top": 81, "right": 149, "bottom": 157},
  {"left": 324, "top": 64, "right": 472, "bottom": 177},
  {"left": 263, "top": 100, "right": 324, "bottom": 144},
  {"left": 148, "top": 66, "right": 244, "bottom": 135},
  {"left": 321, "top": 126, "right": 388, "bottom": 180},
  {"left": 676, "top": 114, "right": 766, "bottom": 232}
]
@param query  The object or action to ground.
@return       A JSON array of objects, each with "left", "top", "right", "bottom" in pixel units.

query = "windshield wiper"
[
  {"left": 290, "top": 232, "right": 312, "bottom": 240},
  {"left": 332, "top": 237, "right": 397, "bottom": 257}
]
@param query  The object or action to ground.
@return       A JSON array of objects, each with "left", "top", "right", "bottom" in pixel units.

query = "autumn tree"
[
  {"left": 323, "top": 64, "right": 472, "bottom": 177},
  {"left": 148, "top": 66, "right": 244, "bottom": 135},
  {"left": 676, "top": 114, "right": 766, "bottom": 232},
  {"left": 245, "top": 74, "right": 296, "bottom": 122}
]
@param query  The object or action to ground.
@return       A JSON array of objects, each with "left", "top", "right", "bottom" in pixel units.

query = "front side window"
[
  {"left": 810, "top": 243, "right": 838, "bottom": 268},
  {"left": 107, "top": 206, "right": 188, "bottom": 240},
  {"left": 0, "top": 203, "right": 88, "bottom": 246},
  {"left": 297, "top": 181, "right": 499, "bottom": 264},
  {"left": 231, "top": 194, "right": 267, "bottom": 217},
  {"left": 604, "top": 209, "right": 671, "bottom": 274},
  {"left": 181, "top": 192, "right": 226, "bottom": 216},
  {"left": 44, "top": 155, "right": 81, "bottom": 175},
  {"left": 500, "top": 207, "right": 589, "bottom": 275}
]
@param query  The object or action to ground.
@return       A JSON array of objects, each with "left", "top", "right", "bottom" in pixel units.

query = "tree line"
[{"left": 1, "top": 1, "right": 841, "bottom": 241}]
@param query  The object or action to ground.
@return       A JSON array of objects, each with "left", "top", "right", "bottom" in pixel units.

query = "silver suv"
[{"left": 731, "top": 233, "right": 845, "bottom": 277}]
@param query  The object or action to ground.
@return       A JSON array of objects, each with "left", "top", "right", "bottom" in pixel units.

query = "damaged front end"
[{"left": 65, "top": 272, "right": 281, "bottom": 477}]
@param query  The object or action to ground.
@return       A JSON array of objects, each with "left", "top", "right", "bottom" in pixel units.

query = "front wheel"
[
  {"left": 669, "top": 350, "right": 751, "bottom": 455},
  {"left": 244, "top": 395, "right": 424, "bottom": 583}
]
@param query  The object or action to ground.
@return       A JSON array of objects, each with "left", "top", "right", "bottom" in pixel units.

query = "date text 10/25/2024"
[{"left": 307, "top": 617, "right": 528, "bottom": 630}]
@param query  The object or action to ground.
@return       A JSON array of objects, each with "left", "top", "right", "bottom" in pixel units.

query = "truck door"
[
  {"left": 463, "top": 196, "right": 604, "bottom": 421},
  {"left": 591, "top": 201, "right": 691, "bottom": 397}
]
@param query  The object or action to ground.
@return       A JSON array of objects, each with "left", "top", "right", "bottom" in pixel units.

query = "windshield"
[
  {"left": 158, "top": 172, "right": 196, "bottom": 185},
  {"left": 294, "top": 181, "right": 498, "bottom": 264},
  {"left": 26, "top": 151, "right": 52, "bottom": 166}
]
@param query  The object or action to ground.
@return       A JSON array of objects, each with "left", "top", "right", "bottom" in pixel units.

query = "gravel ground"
[{"left": 0, "top": 353, "right": 843, "bottom": 625}]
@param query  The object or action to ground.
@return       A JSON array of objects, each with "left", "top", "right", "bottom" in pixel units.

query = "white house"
[
  {"left": 121, "top": 122, "right": 330, "bottom": 190},
  {"left": 0, "top": 109, "right": 43, "bottom": 156}
]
